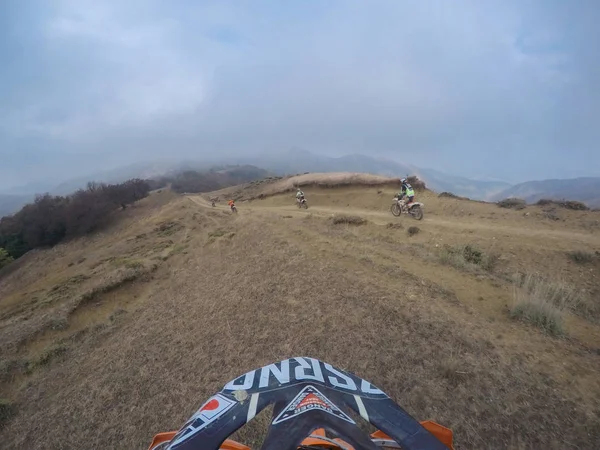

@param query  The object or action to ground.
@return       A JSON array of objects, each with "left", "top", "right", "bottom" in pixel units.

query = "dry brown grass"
[
  {"left": 263, "top": 172, "right": 400, "bottom": 193},
  {"left": 438, "top": 244, "right": 499, "bottom": 272},
  {"left": 1, "top": 184, "right": 600, "bottom": 449},
  {"left": 209, "top": 172, "right": 401, "bottom": 202},
  {"left": 386, "top": 222, "right": 404, "bottom": 229},
  {"left": 331, "top": 214, "right": 367, "bottom": 225},
  {"left": 510, "top": 274, "right": 577, "bottom": 335}
]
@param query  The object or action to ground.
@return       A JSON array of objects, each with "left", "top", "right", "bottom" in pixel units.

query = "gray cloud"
[{"left": 1, "top": 0, "right": 599, "bottom": 189}]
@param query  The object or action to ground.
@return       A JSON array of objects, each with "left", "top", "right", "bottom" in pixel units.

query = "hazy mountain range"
[
  {"left": 1, "top": 150, "right": 598, "bottom": 217},
  {"left": 491, "top": 177, "right": 600, "bottom": 208}
]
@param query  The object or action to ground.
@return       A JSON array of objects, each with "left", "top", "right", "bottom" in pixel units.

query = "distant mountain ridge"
[
  {"left": 492, "top": 177, "right": 600, "bottom": 208},
  {"left": 2, "top": 150, "right": 599, "bottom": 216}
]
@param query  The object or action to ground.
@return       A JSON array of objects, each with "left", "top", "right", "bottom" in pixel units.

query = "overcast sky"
[{"left": 1, "top": 0, "right": 599, "bottom": 189}]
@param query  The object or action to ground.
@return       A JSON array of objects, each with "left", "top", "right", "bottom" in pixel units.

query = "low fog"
[{"left": 1, "top": 0, "right": 599, "bottom": 190}]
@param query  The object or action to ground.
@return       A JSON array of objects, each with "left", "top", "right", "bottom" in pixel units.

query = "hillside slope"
[{"left": 1, "top": 180, "right": 599, "bottom": 449}]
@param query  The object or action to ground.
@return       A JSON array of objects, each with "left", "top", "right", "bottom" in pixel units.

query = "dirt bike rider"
[
  {"left": 296, "top": 188, "right": 305, "bottom": 204},
  {"left": 397, "top": 178, "right": 415, "bottom": 210},
  {"left": 227, "top": 199, "right": 235, "bottom": 211}
]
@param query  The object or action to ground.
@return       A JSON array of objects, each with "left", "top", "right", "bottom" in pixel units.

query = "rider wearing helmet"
[
  {"left": 397, "top": 177, "right": 415, "bottom": 207},
  {"left": 227, "top": 199, "right": 235, "bottom": 210},
  {"left": 296, "top": 188, "right": 305, "bottom": 203}
]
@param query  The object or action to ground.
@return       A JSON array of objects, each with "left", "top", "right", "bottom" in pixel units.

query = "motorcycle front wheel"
[{"left": 391, "top": 203, "right": 401, "bottom": 217}]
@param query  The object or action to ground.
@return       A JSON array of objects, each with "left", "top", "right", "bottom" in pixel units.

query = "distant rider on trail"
[
  {"left": 296, "top": 188, "right": 305, "bottom": 204},
  {"left": 228, "top": 199, "right": 236, "bottom": 211},
  {"left": 397, "top": 178, "right": 415, "bottom": 209}
]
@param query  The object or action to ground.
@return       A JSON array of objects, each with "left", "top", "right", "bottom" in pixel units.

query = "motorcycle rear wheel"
[{"left": 410, "top": 205, "right": 423, "bottom": 220}]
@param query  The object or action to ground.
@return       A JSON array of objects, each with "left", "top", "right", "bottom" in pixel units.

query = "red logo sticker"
[
  {"left": 169, "top": 394, "right": 236, "bottom": 447},
  {"left": 272, "top": 385, "right": 355, "bottom": 425}
]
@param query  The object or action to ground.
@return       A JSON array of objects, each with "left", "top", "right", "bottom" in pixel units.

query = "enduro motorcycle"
[
  {"left": 297, "top": 197, "right": 308, "bottom": 209},
  {"left": 231, "top": 205, "right": 237, "bottom": 214},
  {"left": 391, "top": 197, "right": 424, "bottom": 220},
  {"left": 148, "top": 357, "right": 454, "bottom": 450}
]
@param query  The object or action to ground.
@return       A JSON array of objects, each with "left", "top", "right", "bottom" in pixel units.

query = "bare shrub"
[
  {"left": 537, "top": 199, "right": 590, "bottom": 211},
  {"left": 563, "top": 200, "right": 589, "bottom": 211},
  {"left": 407, "top": 226, "right": 421, "bottom": 236},
  {"left": 498, "top": 198, "right": 526, "bottom": 210},
  {"left": 567, "top": 250, "right": 595, "bottom": 264}
]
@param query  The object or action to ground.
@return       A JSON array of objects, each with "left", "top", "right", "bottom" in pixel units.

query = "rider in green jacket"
[{"left": 397, "top": 178, "right": 415, "bottom": 206}]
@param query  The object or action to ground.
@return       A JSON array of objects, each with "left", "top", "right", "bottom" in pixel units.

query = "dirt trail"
[{"left": 262, "top": 202, "right": 598, "bottom": 245}]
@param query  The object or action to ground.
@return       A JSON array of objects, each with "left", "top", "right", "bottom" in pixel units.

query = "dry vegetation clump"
[
  {"left": 0, "top": 398, "right": 15, "bottom": 430},
  {"left": 567, "top": 250, "right": 595, "bottom": 264},
  {"left": 331, "top": 215, "right": 367, "bottom": 226},
  {"left": 386, "top": 222, "right": 404, "bottom": 229},
  {"left": 407, "top": 226, "right": 421, "bottom": 236},
  {"left": 497, "top": 198, "right": 527, "bottom": 210},
  {"left": 541, "top": 209, "right": 561, "bottom": 221},
  {"left": 438, "top": 244, "right": 499, "bottom": 272},
  {"left": 208, "top": 229, "right": 228, "bottom": 238},
  {"left": 438, "top": 192, "right": 470, "bottom": 200},
  {"left": 537, "top": 199, "right": 590, "bottom": 211},
  {"left": 510, "top": 274, "right": 577, "bottom": 335}
]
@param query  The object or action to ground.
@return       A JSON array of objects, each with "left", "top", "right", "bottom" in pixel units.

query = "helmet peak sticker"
[{"left": 272, "top": 385, "right": 355, "bottom": 425}]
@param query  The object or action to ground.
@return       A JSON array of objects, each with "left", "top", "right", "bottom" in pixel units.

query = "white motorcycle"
[
  {"left": 391, "top": 197, "right": 424, "bottom": 220},
  {"left": 296, "top": 196, "right": 308, "bottom": 209}
]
